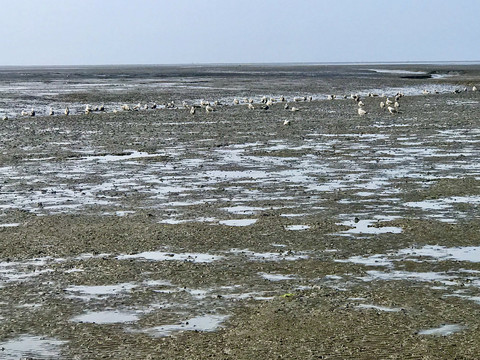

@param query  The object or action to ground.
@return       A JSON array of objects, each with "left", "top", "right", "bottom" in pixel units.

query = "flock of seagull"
[{"left": 2, "top": 85, "right": 477, "bottom": 122}]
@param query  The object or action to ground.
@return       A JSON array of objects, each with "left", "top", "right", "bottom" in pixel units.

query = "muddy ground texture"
[{"left": 1, "top": 66, "right": 480, "bottom": 359}]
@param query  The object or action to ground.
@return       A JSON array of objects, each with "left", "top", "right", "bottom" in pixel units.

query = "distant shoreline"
[{"left": 1, "top": 61, "right": 480, "bottom": 70}]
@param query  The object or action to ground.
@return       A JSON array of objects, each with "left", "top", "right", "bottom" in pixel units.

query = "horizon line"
[{"left": 1, "top": 60, "right": 480, "bottom": 69}]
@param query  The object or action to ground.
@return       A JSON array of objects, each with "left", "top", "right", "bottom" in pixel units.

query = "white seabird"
[
  {"left": 388, "top": 106, "right": 397, "bottom": 114},
  {"left": 358, "top": 107, "right": 367, "bottom": 116}
]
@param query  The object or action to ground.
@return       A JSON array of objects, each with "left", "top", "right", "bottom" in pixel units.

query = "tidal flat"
[{"left": 1, "top": 64, "right": 480, "bottom": 359}]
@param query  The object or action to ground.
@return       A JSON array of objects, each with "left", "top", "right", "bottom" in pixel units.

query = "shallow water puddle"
[
  {"left": 0, "top": 223, "right": 20, "bottom": 228},
  {"left": 336, "top": 219, "right": 402, "bottom": 236},
  {"left": 221, "top": 205, "right": 266, "bottom": 215},
  {"left": 339, "top": 245, "right": 480, "bottom": 268},
  {"left": 117, "top": 251, "right": 222, "bottom": 263},
  {"left": 418, "top": 324, "right": 465, "bottom": 336},
  {"left": 359, "top": 270, "right": 456, "bottom": 285},
  {"left": 398, "top": 245, "right": 480, "bottom": 263},
  {"left": 79, "top": 150, "right": 164, "bottom": 163},
  {"left": 284, "top": 224, "right": 310, "bottom": 231},
  {"left": 71, "top": 310, "right": 140, "bottom": 324},
  {"left": 65, "top": 283, "right": 137, "bottom": 300},
  {"left": 0, "top": 335, "right": 66, "bottom": 359},
  {"left": 0, "top": 262, "right": 55, "bottom": 284},
  {"left": 219, "top": 219, "right": 257, "bottom": 226},
  {"left": 280, "top": 213, "right": 307, "bottom": 217},
  {"left": 405, "top": 195, "right": 480, "bottom": 215},
  {"left": 139, "top": 314, "right": 229, "bottom": 337}
]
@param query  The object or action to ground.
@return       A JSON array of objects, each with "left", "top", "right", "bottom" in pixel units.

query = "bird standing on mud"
[
  {"left": 388, "top": 106, "right": 397, "bottom": 114},
  {"left": 358, "top": 107, "right": 367, "bottom": 116}
]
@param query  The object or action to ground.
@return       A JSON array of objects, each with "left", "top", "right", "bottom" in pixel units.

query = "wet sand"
[{"left": 1, "top": 64, "right": 480, "bottom": 358}]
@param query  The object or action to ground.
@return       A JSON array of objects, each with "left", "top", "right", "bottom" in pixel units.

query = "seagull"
[
  {"left": 283, "top": 119, "right": 290, "bottom": 126},
  {"left": 358, "top": 107, "right": 367, "bottom": 116},
  {"left": 284, "top": 103, "right": 289, "bottom": 110},
  {"left": 64, "top": 107, "right": 70, "bottom": 115},
  {"left": 49, "top": 107, "right": 54, "bottom": 116},
  {"left": 247, "top": 103, "right": 255, "bottom": 110},
  {"left": 30, "top": 108, "right": 35, "bottom": 116},
  {"left": 473, "top": 86, "right": 478, "bottom": 92},
  {"left": 205, "top": 105, "right": 214, "bottom": 113},
  {"left": 233, "top": 98, "right": 239, "bottom": 105},
  {"left": 190, "top": 106, "right": 196, "bottom": 114},
  {"left": 380, "top": 101, "right": 385, "bottom": 109},
  {"left": 2, "top": 115, "right": 8, "bottom": 120},
  {"left": 388, "top": 106, "right": 397, "bottom": 114},
  {"left": 291, "top": 107, "right": 299, "bottom": 112}
]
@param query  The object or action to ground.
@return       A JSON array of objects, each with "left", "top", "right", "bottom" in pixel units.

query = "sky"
[{"left": 0, "top": 0, "right": 479, "bottom": 66}]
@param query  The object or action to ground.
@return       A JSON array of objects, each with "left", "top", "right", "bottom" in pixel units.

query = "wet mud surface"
[{"left": 1, "top": 64, "right": 480, "bottom": 358}]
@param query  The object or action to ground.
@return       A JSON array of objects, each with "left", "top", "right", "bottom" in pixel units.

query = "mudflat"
[{"left": 1, "top": 64, "right": 480, "bottom": 359}]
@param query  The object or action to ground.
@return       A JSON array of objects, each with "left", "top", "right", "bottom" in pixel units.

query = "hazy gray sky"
[{"left": 1, "top": 0, "right": 479, "bottom": 66}]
